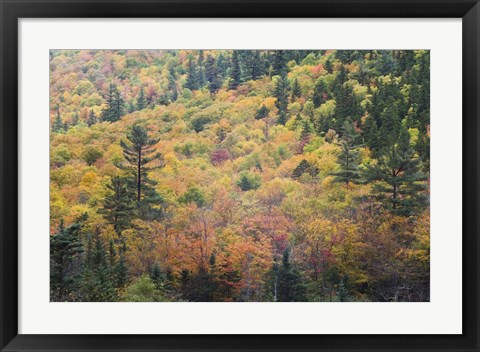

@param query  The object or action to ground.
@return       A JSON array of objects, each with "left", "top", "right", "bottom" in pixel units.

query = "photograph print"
[{"left": 50, "top": 49, "right": 430, "bottom": 302}]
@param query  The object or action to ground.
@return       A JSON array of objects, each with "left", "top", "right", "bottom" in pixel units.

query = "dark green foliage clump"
[
  {"left": 101, "top": 83, "right": 125, "bottom": 122},
  {"left": 363, "top": 127, "right": 428, "bottom": 216},
  {"left": 276, "top": 249, "right": 306, "bottom": 302},
  {"left": 50, "top": 220, "right": 84, "bottom": 301},
  {"left": 332, "top": 118, "right": 363, "bottom": 186}
]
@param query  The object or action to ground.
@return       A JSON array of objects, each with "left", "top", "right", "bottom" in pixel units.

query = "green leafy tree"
[
  {"left": 122, "top": 275, "right": 168, "bottom": 302},
  {"left": 178, "top": 186, "right": 206, "bottom": 207},
  {"left": 82, "top": 146, "right": 103, "bottom": 166}
]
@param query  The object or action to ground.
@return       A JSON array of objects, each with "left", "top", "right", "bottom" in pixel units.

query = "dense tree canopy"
[{"left": 50, "top": 49, "right": 430, "bottom": 302}]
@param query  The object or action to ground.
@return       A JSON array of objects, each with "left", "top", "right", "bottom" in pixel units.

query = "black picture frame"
[{"left": 1, "top": 0, "right": 478, "bottom": 351}]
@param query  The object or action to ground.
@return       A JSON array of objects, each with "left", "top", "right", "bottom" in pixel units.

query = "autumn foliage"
[{"left": 50, "top": 50, "right": 430, "bottom": 302}]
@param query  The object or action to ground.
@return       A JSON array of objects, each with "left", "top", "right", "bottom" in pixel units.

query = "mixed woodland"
[{"left": 50, "top": 49, "right": 430, "bottom": 302}]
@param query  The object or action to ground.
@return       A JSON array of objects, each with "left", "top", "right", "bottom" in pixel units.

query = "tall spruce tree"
[
  {"left": 276, "top": 249, "right": 306, "bottom": 302},
  {"left": 272, "top": 50, "right": 288, "bottom": 77},
  {"left": 71, "top": 112, "right": 79, "bottom": 126},
  {"left": 363, "top": 126, "right": 428, "bottom": 216},
  {"left": 52, "top": 106, "right": 63, "bottom": 132},
  {"left": 363, "top": 113, "right": 381, "bottom": 157},
  {"left": 274, "top": 75, "right": 289, "bottom": 125},
  {"left": 197, "top": 50, "right": 207, "bottom": 88},
  {"left": 205, "top": 54, "right": 222, "bottom": 94},
  {"left": 334, "top": 83, "right": 362, "bottom": 128},
  {"left": 101, "top": 83, "right": 125, "bottom": 122},
  {"left": 332, "top": 118, "right": 363, "bottom": 186},
  {"left": 250, "top": 50, "right": 265, "bottom": 80},
  {"left": 98, "top": 176, "right": 134, "bottom": 236},
  {"left": 114, "top": 245, "right": 129, "bottom": 288},
  {"left": 291, "top": 78, "right": 302, "bottom": 102},
  {"left": 50, "top": 220, "right": 84, "bottom": 301},
  {"left": 228, "top": 51, "right": 242, "bottom": 90},
  {"left": 136, "top": 86, "right": 147, "bottom": 110},
  {"left": 167, "top": 70, "right": 178, "bottom": 102},
  {"left": 87, "top": 109, "right": 97, "bottom": 127},
  {"left": 185, "top": 57, "right": 198, "bottom": 91},
  {"left": 81, "top": 232, "right": 116, "bottom": 302},
  {"left": 312, "top": 80, "right": 328, "bottom": 108}
]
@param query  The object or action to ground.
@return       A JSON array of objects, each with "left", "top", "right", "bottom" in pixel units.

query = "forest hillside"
[{"left": 50, "top": 49, "right": 430, "bottom": 302}]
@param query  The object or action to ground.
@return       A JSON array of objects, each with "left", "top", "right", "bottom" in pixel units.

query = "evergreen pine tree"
[
  {"left": 276, "top": 249, "right": 306, "bottom": 302},
  {"left": 72, "top": 112, "right": 79, "bottom": 126},
  {"left": 337, "top": 279, "right": 350, "bottom": 302},
  {"left": 292, "top": 159, "right": 310, "bottom": 179},
  {"left": 363, "top": 127, "right": 428, "bottom": 216},
  {"left": 150, "top": 263, "right": 165, "bottom": 290},
  {"left": 254, "top": 105, "right": 270, "bottom": 120},
  {"left": 101, "top": 83, "right": 125, "bottom": 122},
  {"left": 216, "top": 53, "right": 229, "bottom": 79},
  {"left": 292, "top": 159, "right": 319, "bottom": 179},
  {"left": 312, "top": 80, "right": 328, "bottom": 108},
  {"left": 114, "top": 246, "right": 129, "bottom": 288},
  {"left": 291, "top": 78, "right": 302, "bottom": 101},
  {"left": 196, "top": 50, "right": 207, "bottom": 88},
  {"left": 228, "top": 51, "right": 241, "bottom": 90},
  {"left": 81, "top": 233, "right": 116, "bottom": 302},
  {"left": 205, "top": 54, "right": 222, "bottom": 94},
  {"left": 185, "top": 57, "right": 198, "bottom": 91},
  {"left": 334, "top": 84, "right": 362, "bottom": 128},
  {"left": 332, "top": 118, "right": 363, "bottom": 186},
  {"left": 274, "top": 76, "right": 289, "bottom": 125},
  {"left": 250, "top": 50, "right": 265, "bottom": 80},
  {"left": 272, "top": 50, "right": 288, "bottom": 77},
  {"left": 87, "top": 109, "right": 97, "bottom": 126},
  {"left": 167, "top": 71, "right": 178, "bottom": 102},
  {"left": 52, "top": 106, "right": 63, "bottom": 132},
  {"left": 119, "top": 125, "right": 164, "bottom": 219},
  {"left": 363, "top": 113, "right": 381, "bottom": 157},
  {"left": 98, "top": 176, "right": 134, "bottom": 236},
  {"left": 136, "top": 86, "right": 147, "bottom": 110},
  {"left": 50, "top": 221, "right": 84, "bottom": 301}
]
